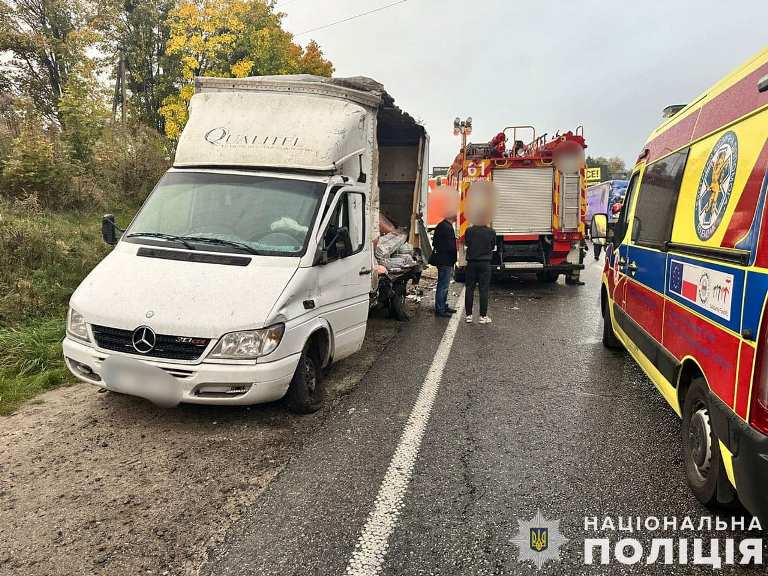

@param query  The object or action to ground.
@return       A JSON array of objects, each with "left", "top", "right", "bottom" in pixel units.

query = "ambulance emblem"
[
  {"left": 512, "top": 510, "right": 568, "bottom": 569},
  {"left": 695, "top": 131, "right": 738, "bottom": 240}
]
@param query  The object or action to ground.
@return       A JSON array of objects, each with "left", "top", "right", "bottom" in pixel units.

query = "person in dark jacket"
[
  {"left": 464, "top": 220, "right": 496, "bottom": 324},
  {"left": 430, "top": 214, "right": 457, "bottom": 317}
]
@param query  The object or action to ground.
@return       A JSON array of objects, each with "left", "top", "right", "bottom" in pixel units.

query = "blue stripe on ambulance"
[
  {"left": 628, "top": 245, "right": 667, "bottom": 294},
  {"left": 742, "top": 271, "right": 768, "bottom": 337}
]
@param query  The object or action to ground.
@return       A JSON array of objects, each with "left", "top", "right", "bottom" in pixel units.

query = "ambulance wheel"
[
  {"left": 454, "top": 267, "right": 465, "bottom": 283},
  {"left": 601, "top": 297, "right": 622, "bottom": 349},
  {"left": 681, "top": 378, "right": 736, "bottom": 508},
  {"left": 286, "top": 342, "right": 324, "bottom": 414}
]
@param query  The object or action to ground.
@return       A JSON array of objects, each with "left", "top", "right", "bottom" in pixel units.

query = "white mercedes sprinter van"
[{"left": 62, "top": 76, "right": 429, "bottom": 413}]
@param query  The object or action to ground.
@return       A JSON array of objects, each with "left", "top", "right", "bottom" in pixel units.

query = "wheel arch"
[
  {"left": 300, "top": 319, "right": 334, "bottom": 368},
  {"left": 677, "top": 355, "right": 707, "bottom": 413}
]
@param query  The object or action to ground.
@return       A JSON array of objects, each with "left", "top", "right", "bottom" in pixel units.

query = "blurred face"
[
  {"left": 434, "top": 185, "right": 458, "bottom": 222},
  {"left": 466, "top": 181, "right": 496, "bottom": 226}
]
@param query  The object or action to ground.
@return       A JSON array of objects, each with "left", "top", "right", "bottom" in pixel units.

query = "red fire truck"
[{"left": 448, "top": 126, "right": 588, "bottom": 284}]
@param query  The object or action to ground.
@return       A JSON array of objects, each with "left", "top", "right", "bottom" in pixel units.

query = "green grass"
[
  {"left": 0, "top": 199, "right": 141, "bottom": 414},
  {"left": 0, "top": 318, "right": 70, "bottom": 414}
]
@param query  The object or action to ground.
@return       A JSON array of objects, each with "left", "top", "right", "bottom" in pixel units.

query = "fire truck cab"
[{"left": 448, "top": 127, "right": 588, "bottom": 284}]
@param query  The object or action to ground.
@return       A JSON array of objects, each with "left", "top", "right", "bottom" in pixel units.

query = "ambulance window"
[{"left": 631, "top": 148, "right": 689, "bottom": 248}]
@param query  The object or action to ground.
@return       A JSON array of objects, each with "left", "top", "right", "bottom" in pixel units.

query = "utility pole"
[
  {"left": 112, "top": 54, "right": 121, "bottom": 122},
  {"left": 112, "top": 52, "right": 128, "bottom": 126},
  {"left": 120, "top": 53, "right": 127, "bottom": 126}
]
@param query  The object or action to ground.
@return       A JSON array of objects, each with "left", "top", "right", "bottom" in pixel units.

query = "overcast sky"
[{"left": 280, "top": 0, "right": 767, "bottom": 172}]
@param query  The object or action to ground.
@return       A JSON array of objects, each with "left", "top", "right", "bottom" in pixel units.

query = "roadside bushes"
[
  {"left": 93, "top": 125, "right": 170, "bottom": 202},
  {"left": 0, "top": 120, "right": 170, "bottom": 211},
  {"left": 0, "top": 124, "right": 79, "bottom": 209}
]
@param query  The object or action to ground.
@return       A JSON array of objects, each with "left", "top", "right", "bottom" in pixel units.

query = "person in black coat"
[{"left": 430, "top": 214, "right": 457, "bottom": 317}]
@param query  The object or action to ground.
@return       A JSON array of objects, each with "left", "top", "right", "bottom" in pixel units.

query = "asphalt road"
[{"left": 203, "top": 257, "right": 763, "bottom": 575}]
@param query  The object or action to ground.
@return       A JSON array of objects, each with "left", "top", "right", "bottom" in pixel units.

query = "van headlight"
[
  {"left": 67, "top": 308, "right": 90, "bottom": 342},
  {"left": 208, "top": 324, "right": 285, "bottom": 359}
]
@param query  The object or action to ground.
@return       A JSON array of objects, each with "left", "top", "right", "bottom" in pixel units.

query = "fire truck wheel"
[
  {"left": 453, "top": 267, "right": 466, "bottom": 283},
  {"left": 601, "top": 297, "right": 622, "bottom": 349},
  {"left": 565, "top": 271, "right": 583, "bottom": 285},
  {"left": 681, "top": 378, "right": 734, "bottom": 508},
  {"left": 537, "top": 271, "right": 559, "bottom": 283}
]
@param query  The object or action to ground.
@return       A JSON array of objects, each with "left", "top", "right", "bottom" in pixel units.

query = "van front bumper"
[
  {"left": 708, "top": 391, "right": 768, "bottom": 524},
  {"left": 62, "top": 337, "right": 299, "bottom": 406}
]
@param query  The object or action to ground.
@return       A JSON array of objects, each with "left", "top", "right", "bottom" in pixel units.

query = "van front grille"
[{"left": 91, "top": 325, "right": 210, "bottom": 361}]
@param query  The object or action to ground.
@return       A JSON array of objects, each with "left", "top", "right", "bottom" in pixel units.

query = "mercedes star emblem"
[{"left": 131, "top": 326, "right": 157, "bottom": 354}]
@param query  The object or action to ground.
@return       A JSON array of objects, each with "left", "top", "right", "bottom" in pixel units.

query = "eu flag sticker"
[{"left": 669, "top": 259, "right": 733, "bottom": 320}]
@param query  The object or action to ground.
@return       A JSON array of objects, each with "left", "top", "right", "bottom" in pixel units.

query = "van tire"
[
  {"left": 681, "top": 378, "right": 736, "bottom": 508},
  {"left": 602, "top": 298, "right": 622, "bottom": 349},
  {"left": 285, "top": 343, "right": 324, "bottom": 414}
]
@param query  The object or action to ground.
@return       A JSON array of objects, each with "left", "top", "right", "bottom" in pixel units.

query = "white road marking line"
[{"left": 344, "top": 288, "right": 466, "bottom": 576}]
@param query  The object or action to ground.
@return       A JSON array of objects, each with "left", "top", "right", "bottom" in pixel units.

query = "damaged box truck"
[{"left": 62, "top": 75, "right": 430, "bottom": 413}]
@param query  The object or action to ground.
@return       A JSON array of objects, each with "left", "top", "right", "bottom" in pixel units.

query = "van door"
[
  {"left": 607, "top": 172, "right": 639, "bottom": 323},
  {"left": 314, "top": 186, "right": 372, "bottom": 362},
  {"left": 622, "top": 149, "right": 689, "bottom": 376}
]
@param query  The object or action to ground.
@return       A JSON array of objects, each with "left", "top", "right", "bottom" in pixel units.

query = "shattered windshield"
[{"left": 124, "top": 171, "right": 326, "bottom": 256}]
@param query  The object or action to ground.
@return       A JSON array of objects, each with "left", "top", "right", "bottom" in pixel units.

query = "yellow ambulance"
[{"left": 594, "top": 47, "right": 768, "bottom": 520}]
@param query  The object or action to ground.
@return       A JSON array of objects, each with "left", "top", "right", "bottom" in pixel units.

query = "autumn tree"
[
  {"left": 0, "top": 0, "right": 98, "bottom": 123},
  {"left": 159, "top": 0, "right": 333, "bottom": 138}
]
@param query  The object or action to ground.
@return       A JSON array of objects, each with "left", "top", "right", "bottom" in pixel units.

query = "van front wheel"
[
  {"left": 602, "top": 297, "right": 622, "bottom": 349},
  {"left": 681, "top": 379, "right": 736, "bottom": 508},
  {"left": 286, "top": 343, "right": 324, "bottom": 414}
]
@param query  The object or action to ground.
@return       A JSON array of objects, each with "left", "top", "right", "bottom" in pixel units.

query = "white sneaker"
[
  {"left": 465, "top": 315, "right": 473, "bottom": 323},
  {"left": 479, "top": 316, "right": 492, "bottom": 324}
]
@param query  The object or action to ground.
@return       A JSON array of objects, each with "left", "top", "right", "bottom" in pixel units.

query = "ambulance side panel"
[{"left": 663, "top": 105, "right": 768, "bottom": 417}]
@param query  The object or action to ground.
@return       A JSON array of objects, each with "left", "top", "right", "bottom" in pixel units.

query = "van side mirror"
[
  {"left": 101, "top": 214, "right": 121, "bottom": 246},
  {"left": 316, "top": 226, "right": 352, "bottom": 265},
  {"left": 334, "top": 227, "right": 353, "bottom": 258},
  {"left": 759, "top": 74, "right": 768, "bottom": 93}
]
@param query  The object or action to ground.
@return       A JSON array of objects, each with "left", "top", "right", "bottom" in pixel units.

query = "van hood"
[{"left": 70, "top": 244, "right": 299, "bottom": 338}]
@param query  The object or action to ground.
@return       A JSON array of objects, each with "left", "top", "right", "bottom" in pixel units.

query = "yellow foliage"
[
  {"left": 231, "top": 59, "right": 254, "bottom": 78},
  {"left": 160, "top": 0, "right": 334, "bottom": 138}
]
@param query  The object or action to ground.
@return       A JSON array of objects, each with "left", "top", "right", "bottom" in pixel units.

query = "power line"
[{"left": 294, "top": 0, "right": 409, "bottom": 37}]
